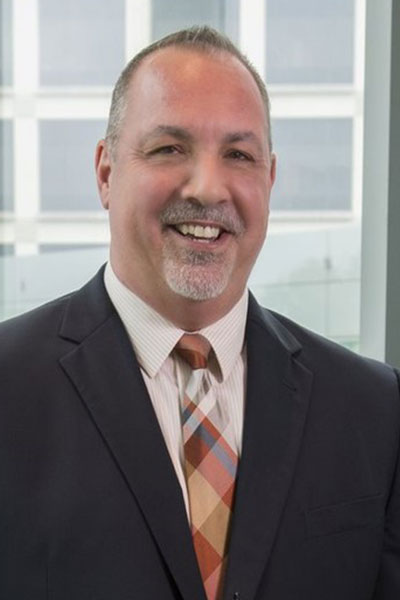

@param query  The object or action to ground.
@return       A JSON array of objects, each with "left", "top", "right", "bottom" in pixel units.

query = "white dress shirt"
[{"left": 104, "top": 262, "right": 248, "bottom": 518}]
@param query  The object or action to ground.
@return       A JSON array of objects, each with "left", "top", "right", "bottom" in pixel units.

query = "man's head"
[
  {"left": 105, "top": 26, "right": 273, "bottom": 160},
  {"left": 95, "top": 26, "right": 276, "bottom": 329}
]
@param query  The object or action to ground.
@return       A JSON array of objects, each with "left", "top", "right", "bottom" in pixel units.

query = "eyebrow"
[
  {"left": 140, "top": 125, "right": 194, "bottom": 146},
  {"left": 140, "top": 125, "right": 264, "bottom": 153},
  {"left": 222, "top": 131, "right": 263, "bottom": 153}
]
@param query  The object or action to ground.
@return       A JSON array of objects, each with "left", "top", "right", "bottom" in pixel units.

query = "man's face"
[{"left": 96, "top": 47, "right": 275, "bottom": 314}]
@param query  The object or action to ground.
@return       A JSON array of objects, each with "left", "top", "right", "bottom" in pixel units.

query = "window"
[
  {"left": 39, "top": 0, "right": 125, "bottom": 86},
  {"left": 40, "top": 120, "right": 106, "bottom": 212},
  {"left": 272, "top": 118, "right": 353, "bottom": 211},
  {"left": 152, "top": 0, "right": 225, "bottom": 39},
  {"left": 0, "top": 0, "right": 13, "bottom": 85},
  {"left": 0, "top": 0, "right": 365, "bottom": 350},
  {"left": 0, "top": 120, "right": 13, "bottom": 211},
  {"left": 266, "top": 0, "right": 354, "bottom": 84}
]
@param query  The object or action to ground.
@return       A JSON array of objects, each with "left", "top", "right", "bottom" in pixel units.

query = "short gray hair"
[{"left": 105, "top": 25, "right": 272, "bottom": 158}]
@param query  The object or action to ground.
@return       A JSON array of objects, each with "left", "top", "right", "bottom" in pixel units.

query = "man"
[{"left": 0, "top": 26, "right": 399, "bottom": 600}]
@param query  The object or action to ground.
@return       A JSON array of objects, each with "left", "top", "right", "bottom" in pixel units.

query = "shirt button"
[{"left": 233, "top": 593, "right": 240, "bottom": 600}]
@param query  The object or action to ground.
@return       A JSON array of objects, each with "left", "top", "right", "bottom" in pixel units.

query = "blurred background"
[{"left": 1, "top": 0, "right": 396, "bottom": 360}]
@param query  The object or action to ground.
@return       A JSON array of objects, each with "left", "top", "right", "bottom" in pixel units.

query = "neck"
[
  {"left": 111, "top": 264, "right": 245, "bottom": 331},
  {"left": 151, "top": 294, "right": 243, "bottom": 331}
]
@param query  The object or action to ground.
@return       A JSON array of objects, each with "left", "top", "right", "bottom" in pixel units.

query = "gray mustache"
[{"left": 160, "top": 200, "right": 245, "bottom": 235}]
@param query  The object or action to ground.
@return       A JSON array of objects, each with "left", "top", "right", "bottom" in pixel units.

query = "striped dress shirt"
[{"left": 104, "top": 262, "right": 248, "bottom": 520}]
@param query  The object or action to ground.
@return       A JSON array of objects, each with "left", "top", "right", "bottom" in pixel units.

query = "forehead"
[{"left": 123, "top": 47, "right": 267, "bottom": 137}]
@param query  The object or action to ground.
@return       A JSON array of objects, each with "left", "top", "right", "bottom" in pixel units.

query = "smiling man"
[
  {"left": 1, "top": 26, "right": 400, "bottom": 600},
  {"left": 95, "top": 42, "right": 275, "bottom": 329}
]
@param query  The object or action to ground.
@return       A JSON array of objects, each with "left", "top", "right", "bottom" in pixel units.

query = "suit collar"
[
  {"left": 246, "top": 291, "right": 302, "bottom": 356},
  {"left": 58, "top": 265, "right": 113, "bottom": 344},
  {"left": 58, "top": 268, "right": 303, "bottom": 357},
  {"left": 103, "top": 261, "right": 249, "bottom": 382}
]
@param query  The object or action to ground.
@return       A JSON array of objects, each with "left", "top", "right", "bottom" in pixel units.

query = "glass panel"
[
  {"left": 0, "top": 245, "right": 13, "bottom": 256},
  {"left": 39, "top": 0, "right": 125, "bottom": 85},
  {"left": 1, "top": 248, "right": 108, "bottom": 320},
  {"left": 152, "top": 0, "right": 226, "bottom": 39},
  {"left": 266, "top": 0, "right": 354, "bottom": 84},
  {"left": 0, "top": 0, "right": 12, "bottom": 85},
  {"left": 271, "top": 118, "right": 352, "bottom": 211},
  {"left": 39, "top": 244, "right": 108, "bottom": 253},
  {"left": 0, "top": 120, "right": 14, "bottom": 211},
  {"left": 40, "top": 120, "right": 106, "bottom": 212},
  {"left": 250, "top": 225, "right": 361, "bottom": 349}
]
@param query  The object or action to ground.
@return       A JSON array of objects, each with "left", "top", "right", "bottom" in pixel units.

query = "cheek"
[
  {"left": 235, "top": 181, "right": 270, "bottom": 230},
  {"left": 109, "top": 175, "right": 163, "bottom": 227},
  {"left": 129, "top": 169, "right": 179, "bottom": 217}
]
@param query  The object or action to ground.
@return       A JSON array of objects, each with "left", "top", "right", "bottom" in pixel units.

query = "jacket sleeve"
[{"left": 372, "top": 368, "right": 400, "bottom": 599}]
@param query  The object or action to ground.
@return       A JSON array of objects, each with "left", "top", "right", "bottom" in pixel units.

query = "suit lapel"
[
  {"left": 58, "top": 270, "right": 207, "bottom": 600},
  {"left": 223, "top": 295, "right": 313, "bottom": 600}
]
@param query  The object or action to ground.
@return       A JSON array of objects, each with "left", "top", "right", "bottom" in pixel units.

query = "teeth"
[{"left": 175, "top": 223, "right": 221, "bottom": 239}]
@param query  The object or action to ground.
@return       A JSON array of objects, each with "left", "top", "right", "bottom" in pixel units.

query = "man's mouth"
[{"left": 171, "top": 223, "right": 225, "bottom": 242}]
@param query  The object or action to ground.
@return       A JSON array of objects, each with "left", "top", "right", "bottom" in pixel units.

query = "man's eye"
[
  {"left": 152, "top": 145, "right": 181, "bottom": 155},
  {"left": 227, "top": 149, "right": 253, "bottom": 161}
]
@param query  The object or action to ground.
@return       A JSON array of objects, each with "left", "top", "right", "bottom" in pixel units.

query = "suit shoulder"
[
  {"left": 0, "top": 293, "right": 72, "bottom": 357},
  {"left": 266, "top": 308, "right": 399, "bottom": 388}
]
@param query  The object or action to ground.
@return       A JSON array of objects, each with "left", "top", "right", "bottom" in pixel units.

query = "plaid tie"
[{"left": 175, "top": 334, "right": 238, "bottom": 600}]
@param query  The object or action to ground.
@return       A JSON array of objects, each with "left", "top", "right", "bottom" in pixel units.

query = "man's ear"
[
  {"left": 95, "top": 139, "right": 112, "bottom": 210},
  {"left": 270, "top": 152, "right": 277, "bottom": 185}
]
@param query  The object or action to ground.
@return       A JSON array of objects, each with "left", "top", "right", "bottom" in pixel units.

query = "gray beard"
[
  {"left": 162, "top": 247, "right": 232, "bottom": 301},
  {"left": 159, "top": 199, "right": 244, "bottom": 300}
]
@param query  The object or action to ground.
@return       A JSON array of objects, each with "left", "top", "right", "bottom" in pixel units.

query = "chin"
[{"left": 163, "top": 263, "right": 230, "bottom": 302}]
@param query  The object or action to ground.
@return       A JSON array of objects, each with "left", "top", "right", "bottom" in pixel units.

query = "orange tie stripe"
[{"left": 175, "top": 334, "right": 238, "bottom": 600}]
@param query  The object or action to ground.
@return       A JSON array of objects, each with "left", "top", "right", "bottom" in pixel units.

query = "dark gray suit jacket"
[{"left": 1, "top": 267, "right": 399, "bottom": 599}]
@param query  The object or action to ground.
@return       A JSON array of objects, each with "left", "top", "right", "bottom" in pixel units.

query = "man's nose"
[{"left": 181, "top": 156, "right": 229, "bottom": 205}]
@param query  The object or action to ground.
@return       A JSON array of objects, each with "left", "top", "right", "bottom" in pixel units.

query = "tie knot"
[{"left": 175, "top": 334, "right": 211, "bottom": 370}]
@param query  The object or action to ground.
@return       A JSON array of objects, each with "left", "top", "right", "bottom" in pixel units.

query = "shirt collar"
[
  {"left": 104, "top": 262, "right": 248, "bottom": 381},
  {"left": 200, "top": 292, "right": 248, "bottom": 381}
]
